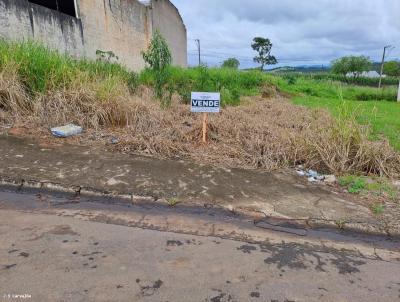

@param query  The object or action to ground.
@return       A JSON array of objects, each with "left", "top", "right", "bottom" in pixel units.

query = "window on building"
[{"left": 28, "top": 0, "right": 77, "bottom": 18}]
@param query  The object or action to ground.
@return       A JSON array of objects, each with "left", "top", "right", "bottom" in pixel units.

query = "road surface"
[{"left": 0, "top": 189, "right": 399, "bottom": 302}]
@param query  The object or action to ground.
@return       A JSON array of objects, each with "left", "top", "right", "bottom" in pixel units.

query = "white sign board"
[{"left": 191, "top": 92, "right": 220, "bottom": 113}]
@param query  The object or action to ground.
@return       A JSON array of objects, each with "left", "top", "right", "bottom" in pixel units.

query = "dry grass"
[
  {"left": 1, "top": 66, "right": 399, "bottom": 177},
  {"left": 297, "top": 109, "right": 400, "bottom": 177},
  {"left": 33, "top": 77, "right": 134, "bottom": 129},
  {"left": 0, "top": 64, "right": 30, "bottom": 119}
]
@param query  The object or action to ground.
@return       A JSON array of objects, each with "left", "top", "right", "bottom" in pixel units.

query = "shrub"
[
  {"left": 221, "top": 58, "right": 240, "bottom": 69},
  {"left": 356, "top": 91, "right": 396, "bottom": 102},
  {"left": 142, "top": 30, "right": 172, "bottom": 104}
]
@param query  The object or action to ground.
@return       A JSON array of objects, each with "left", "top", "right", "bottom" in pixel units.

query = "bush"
[{"left": 356, "top": 91, "right": 397, "bottom": 102}]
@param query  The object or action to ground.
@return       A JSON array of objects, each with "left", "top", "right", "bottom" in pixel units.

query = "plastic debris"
[
  {"left": 308, "top": 177, "right": 318, "bottom": 182},
  {"left": 307, "top": 169, "right": 319, "bottom": 178},
  {"left": 296, "top": 170, "right": 306, "bottom": 176},
  {"left": 296, "top": 167, "right": 336, "bottom": 184},
  {"left": 51, "top": 124, "right": 82, "bottom": 138},
  {"left": 110, "top": 137, "right": 119, "bottom": 144}
]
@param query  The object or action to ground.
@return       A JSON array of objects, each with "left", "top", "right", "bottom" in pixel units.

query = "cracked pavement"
[
  {"left": 0, "top": 135, "right": 397, "bottom": 235},
  {"left": 0, "top": 190, "right": 400, "bottom": 302}
]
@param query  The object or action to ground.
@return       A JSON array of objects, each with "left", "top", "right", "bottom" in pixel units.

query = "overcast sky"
[{"left": 171, "top": 0, "right": 400, "bottom": 68}]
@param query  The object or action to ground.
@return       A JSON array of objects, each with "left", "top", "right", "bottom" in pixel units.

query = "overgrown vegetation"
[
  {"left": 275, "top": 75, "right": 400, "bottom": 150},
  {"left": 0, "top": 40, "right": 137, "bottom": 95},
  {"left": 0, "top": 39, "right": 399, "bottom": 178},
  {"left": 140, "top": 65, "right": 267, "bottom": 106}
]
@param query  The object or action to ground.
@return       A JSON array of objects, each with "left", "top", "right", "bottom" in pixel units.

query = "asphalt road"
[{"left": 0, "top": 190, "right": 399, "bottom": 302}]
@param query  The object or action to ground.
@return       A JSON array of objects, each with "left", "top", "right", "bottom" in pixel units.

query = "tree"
[
  {"left": 251, "top": 37, "right": 277, "bottom": 71},
  {"left": 142, "top": 30, "right": 172, "bottom": 101},
  {"left": 383, "top": 61, "right": 400, "bottom": 77},
  {"left": 331, "top": 56, "right": 372, "bottom": 78},
  {"left": 222, "top": 58, "right": 240, "bottom": 69}
]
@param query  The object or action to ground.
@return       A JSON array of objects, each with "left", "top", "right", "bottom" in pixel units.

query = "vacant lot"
[
  {"left": 274, "top": 75, "right": 400, "bottom": 150},
  {"left": 0, "top": 41, "right": 399, "bottom": 177}
]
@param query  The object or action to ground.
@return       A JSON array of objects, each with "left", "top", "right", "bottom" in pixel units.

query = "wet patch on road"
[
  {"left": 237, "top": 245, "right": 257, "bottom": 254},
  {"left": 250, "top": 291, "right": 260, "bottom": 298},
  {"left": 2, "top": 264, "right": 17, "bottom": 270},
  {"left": 209, "top": 291, "right": 234, "bottom": 302},
  {"left": 330, "top": 257, "right": 366, "bottom": 274},
  {"left": 259, "top": 241, "right": 368, "bottom": 274},
  {"left": 167, "top": 240, "right": 184, "bottom": 247},
  {"left": 167, "top": 238, "right": 203, "bottom": 247},
  {"left": 18, "top": 252, "right": 29, "bottom": 258},
  {"left": 81, "top": 251, "right": 102, "bottom": 257},
  {"left": 136, "top": 279, "right": 163, "bottom": 297}
]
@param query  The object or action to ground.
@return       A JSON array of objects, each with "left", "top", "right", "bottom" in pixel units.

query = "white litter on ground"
[
  {"left": 295, "top": 166, "right": 336, "bottom": 184},
  {"left": 51, "top": 124, "right": 83, "bottom": 138}
]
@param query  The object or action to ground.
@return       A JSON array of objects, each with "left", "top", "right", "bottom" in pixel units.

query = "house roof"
[{"left": 137, "top": 0, "right": 151, "bottom": 6}]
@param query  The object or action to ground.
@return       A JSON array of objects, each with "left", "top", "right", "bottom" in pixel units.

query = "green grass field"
[{"left": 274, "top": 76, "right": 400, "bottom": 150}]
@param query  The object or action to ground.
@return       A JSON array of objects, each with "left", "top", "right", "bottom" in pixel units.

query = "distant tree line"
[{"left": 331, "top": 56, "right": 400, "bottom": 78}]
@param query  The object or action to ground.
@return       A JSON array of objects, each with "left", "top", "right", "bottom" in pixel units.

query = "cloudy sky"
[{"left": 171, "top": 0, "right": 400, "bottom": 68}]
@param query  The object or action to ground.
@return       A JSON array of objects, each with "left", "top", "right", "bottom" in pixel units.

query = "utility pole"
[
  {"left": 379, "top": 45, "right": 394, "bottom": 88},
  {"left": 195, "top": 39, "right": 201, "bottom": 66},
  {"left": 397, "top": 80, "right": 400, "bottom": 102}
]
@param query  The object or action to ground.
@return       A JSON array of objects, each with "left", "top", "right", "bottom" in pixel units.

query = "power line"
[{"left": 188, "top": 52, "right": 319, "bottom": 63}]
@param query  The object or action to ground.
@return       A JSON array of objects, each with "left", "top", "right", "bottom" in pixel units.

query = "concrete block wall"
[
  {"left": 0, "top": 0, "right": 187, "bottom": 70},
  {"left": 151, "top": 0, "right": 187, "bottom": 67},
  {"left": 77, "top": 0, "right": 152, "bottom": 70},
  {"left": 0, "top": 0, "right": 85, "bottom": 58}
]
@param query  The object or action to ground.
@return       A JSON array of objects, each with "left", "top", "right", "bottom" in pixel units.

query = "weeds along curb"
[{"left": 0, "top": 176, "right": 398, "bottom": 239}]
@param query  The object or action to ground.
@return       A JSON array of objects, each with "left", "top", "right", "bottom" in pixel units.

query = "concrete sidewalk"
[{"left": 0, "top": 135, "right": 396, "bottom": 235}]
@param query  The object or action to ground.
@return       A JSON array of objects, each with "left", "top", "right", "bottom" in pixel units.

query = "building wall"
[
  {"left": 151, "top": 0, "right": 187, "bottom": 67},
  {"left": 0, "top": 0, "right": 85, "bottom": 58},
  {"left": 0, "top": 0, "right": 187, "bottom": 70},
  {"left": 77, "top": 0, "right": 152, "bottom": 70}
]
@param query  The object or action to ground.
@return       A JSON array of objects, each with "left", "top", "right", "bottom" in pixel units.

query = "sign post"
[
  {"left": 191, "top": 92, "right": 220, "bottom": 143},
  {"left": 202, "top": 112, "right": 208, "bottom": 143}
]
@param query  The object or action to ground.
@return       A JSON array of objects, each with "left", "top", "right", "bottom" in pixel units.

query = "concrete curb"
[{"left": 1, "top": 177, "right": 397, "bottom": 239}]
